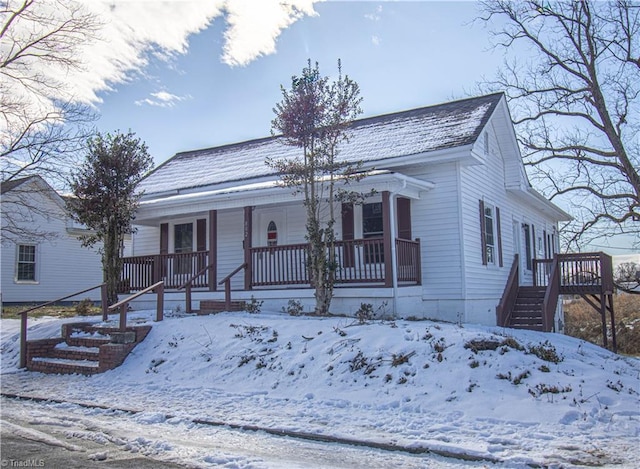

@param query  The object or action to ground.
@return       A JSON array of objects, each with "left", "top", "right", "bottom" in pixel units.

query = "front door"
[{"left": 174, "top": 223, "right": 193, "bottom": 275}]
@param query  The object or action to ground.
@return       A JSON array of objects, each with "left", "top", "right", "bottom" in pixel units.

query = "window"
[
  {"left": 362, "top": 202, "right": 384, "bottom": 263},
  {"left": 16, "top": 245, "right": 36, "bottom": 282},
  {"left": 523, "top": 224, "right": 533, "bottom": 271},
  {"left": 479, "top": 200, "right": 503, "bottom": 267},
  {"left": 484, "top": 131, "right": 489, "bottom": 154},
  {"left": 484, "top": 206, "right": 496, "bottom": 264},
  {"left": 267, "top": 221, "right": 277, "bottom": 247}
]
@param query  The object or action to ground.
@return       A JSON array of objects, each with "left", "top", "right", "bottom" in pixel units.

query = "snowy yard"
[{"left": 1, "top": 310, "right": 639, "bottom": 468}]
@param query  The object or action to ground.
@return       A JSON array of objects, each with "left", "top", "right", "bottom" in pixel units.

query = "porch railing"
[
  {"left": 250, "top": 238, "right": 421, "bottom": 287},
  {"left": 120, "top": 251, "right": 209, "bottom": 292},
  {"left": 121, "top": 238, "right": 421, "bottom": 292}
]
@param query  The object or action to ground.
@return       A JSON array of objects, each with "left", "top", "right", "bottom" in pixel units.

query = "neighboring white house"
[
  {"left": 123, "top": 93, "right": 573, "bottom": 327},
  {"left": 1, "top": 175, "right": 105, "bottom": 304}
]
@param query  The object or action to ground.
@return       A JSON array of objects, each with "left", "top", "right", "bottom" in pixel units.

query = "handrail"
[
  {"left": 108, "top": 280, "right": 164, "bottom": 331},
  {"left": 178, "top": 263, "right": 214, "bottom": 290},
  {"left": 541, "top": 257, "right": 560, "bottom": 332},
  {"left": 218, "top": 263, "right": 247, "bottom": 311},
  {"left": 218, "top": 262, "right": 248, "bottom": 286},
  {"left": 496, "top": 255, "right": 519, "bottom": 327},
  {"left": 18, "top": 283, "right": 108, "bottom": 369},
  {"left": 178, "top": 262, "right": 215, "bottom": 313}
]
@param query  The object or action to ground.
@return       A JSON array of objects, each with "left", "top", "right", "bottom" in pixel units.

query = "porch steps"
[
  {"left": 198, "top": 300, "right": 245, "bottom": 315},
  {"left": 508, "top": 286, "right": 546, "bottom": 331},
  {"left": 26, "top": 322, "right": 151, "bottom": 375}
]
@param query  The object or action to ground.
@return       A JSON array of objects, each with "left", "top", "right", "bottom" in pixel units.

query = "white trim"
[{"left": 136, "top": 171, "right": 435, "bottom": 225}]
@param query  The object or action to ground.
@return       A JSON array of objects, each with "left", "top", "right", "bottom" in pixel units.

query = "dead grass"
[
  {"left": 564, "top": 293, "right": 640, "bottom": 356},
  {"left": 1, "top": 303, "right": 102, "bottom": 320}
]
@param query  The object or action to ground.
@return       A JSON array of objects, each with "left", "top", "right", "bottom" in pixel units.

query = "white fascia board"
[
  {"left": 507, "top": 186, "right": 572, "bottom": 222},
  {"left": 362, "top": 144, "right": 479, "bottom": 171},
  {"left": 136, "top": 171, "right": 435, "bottom": 223}
]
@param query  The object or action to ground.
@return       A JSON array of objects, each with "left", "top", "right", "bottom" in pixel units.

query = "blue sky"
[{"left": 94, "top": 1, "right": 505, "bottom": 166}]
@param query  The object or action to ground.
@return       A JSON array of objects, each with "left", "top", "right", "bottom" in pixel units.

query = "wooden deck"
[{"left": 497, "top": 252, "right": 616, "bottom": 351}]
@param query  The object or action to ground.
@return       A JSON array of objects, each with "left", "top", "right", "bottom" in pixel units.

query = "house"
[
  {"left": 1, "top": 175, "right": 105, "bottom": 304},
  {"left": 123, "top": 93, "right": 586, "bottom": 329}
]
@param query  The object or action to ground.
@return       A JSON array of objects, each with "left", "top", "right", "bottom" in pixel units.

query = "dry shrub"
[{"left": 564, "top": 293, "right": 640, "bottom": 355}]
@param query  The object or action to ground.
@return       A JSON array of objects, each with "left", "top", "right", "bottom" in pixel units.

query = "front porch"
[{"left": 120, "top": 236, "right": 421, "bottom": 294}]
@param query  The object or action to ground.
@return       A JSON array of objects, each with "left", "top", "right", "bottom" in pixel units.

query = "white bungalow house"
[
  {"left": 1, "top": 176, "right": 107, "bottom": 305},
  {"left": 123, "top": 93, "right": 614, "bottom": 331}
]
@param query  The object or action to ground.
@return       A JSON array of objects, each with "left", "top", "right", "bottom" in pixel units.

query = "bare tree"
[
  {"left": 614, "top": 261, "right": 640, "bottom": 293},
  {"left": 478, "top": 0, "right": 639, "bottom": 250},
  {"left": 1, "top": 0, "right": 100, "bottom": 240},
  {"left": 268, "top": 60, "right": 364, "bottom": 315}
]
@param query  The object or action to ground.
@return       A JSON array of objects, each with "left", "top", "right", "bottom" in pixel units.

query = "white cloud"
[
  {"left": 371, "top": 35, "right": 380, "bottom": 46},
  {"left": 365, "top": 5, "right": 383, "bottom": 22},
  {"left": 221, "top": 0, "right": 320, "bottom": 66},
  {"left": 135, "top": 91, "right": 191, "bottom": 108},
  {"left": 1, "top": 0, "right": 321, "bottom": 138}
]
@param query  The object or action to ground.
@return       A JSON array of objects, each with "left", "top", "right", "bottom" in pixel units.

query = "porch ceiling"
[{"left": 134, "top": 171, "right": 434, "bottom": 225}]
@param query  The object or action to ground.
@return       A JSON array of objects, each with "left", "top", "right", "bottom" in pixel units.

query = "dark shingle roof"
[
  {"left": 140, "top": 93, "right": 503, "bottom": 195},
  {"left": 1, "top": 176, "right": 37, "bottom": 195}
]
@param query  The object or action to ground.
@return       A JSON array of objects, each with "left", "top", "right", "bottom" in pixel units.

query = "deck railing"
[
  {"left": 533, "top": 252, "right": 613, "bottom": 294},
  {"left": 496, "top": 255, "right": 519, "bottom": 327},
  {"left": 541, "top": 257, "right": 560, "bottom": 332}
]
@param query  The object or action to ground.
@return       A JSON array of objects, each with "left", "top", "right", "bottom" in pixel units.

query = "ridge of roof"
[{"left": 171, "top": 92, "right": 504, "bottom": 160}]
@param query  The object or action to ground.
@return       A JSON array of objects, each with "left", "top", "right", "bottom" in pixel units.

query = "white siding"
[
  {"left": 403, "top": 162, "right": 464, "bottom": 306},
  {"left": 1, "top": 184, "right": 103, "bottom": 303},
  {"left": 459, "top": 118, "right": 560, "bottom": 325}
]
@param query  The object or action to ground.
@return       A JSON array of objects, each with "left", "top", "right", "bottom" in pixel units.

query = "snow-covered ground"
[{"left": 1, "top": 310, "right": 639, "bottom": 468}]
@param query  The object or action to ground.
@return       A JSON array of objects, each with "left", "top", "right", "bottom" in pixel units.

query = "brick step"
[
  {"left": 50, "top": 343, "right": 100, "bottom": 361},
  {"left": 198, "top": 300, "right": 245, "bottom": 315},
  {"left": 29, "top": 357, "right": 101, "bottom": 376},
  {"left": 26, "top": 323, "right": 152, "bottom": 375},
  {"left": 65, "top": 336, "right": 111, "bottom": 348}
]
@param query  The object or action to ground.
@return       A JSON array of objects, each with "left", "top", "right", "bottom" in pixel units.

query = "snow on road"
[{"left": 2, "top": 310, "right": 639, "bottom": 468}]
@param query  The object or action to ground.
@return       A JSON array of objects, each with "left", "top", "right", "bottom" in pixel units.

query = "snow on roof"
[{"left": 140, "top": 93, "right": 503, "bottom": 196}]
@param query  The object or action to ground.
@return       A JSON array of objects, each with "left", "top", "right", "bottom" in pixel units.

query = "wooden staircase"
[
  {"left": 26, "top": 322, "right": 151, "bottom": 375},
  {"left": 507, "top": 286, "right": 545, "bottom": 331}
]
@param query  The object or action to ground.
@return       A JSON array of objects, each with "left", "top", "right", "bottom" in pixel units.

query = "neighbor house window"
[
  {"left": 363, "top": 202, "right": 384, "bottom": 263},
  {"left": 16, "top": 244, "right": 36, "bottom": 282}
]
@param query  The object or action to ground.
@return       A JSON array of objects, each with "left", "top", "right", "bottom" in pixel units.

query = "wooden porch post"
[
  {"left": 382, "top": 191, "right": 393, "bottom": 288},
  {"left": 208, "top": 209, "right": 217, "bottom": 291},
  {"left": 244, "top": 206, "right": 253, "bottom": 290}
]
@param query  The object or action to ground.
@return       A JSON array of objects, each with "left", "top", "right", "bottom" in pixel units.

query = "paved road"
[
  {"left": 1, "top": 433, "right": 186, "bottom": 468},
  {"left": 1, "top": 396, "right": 469, "bottom": 468}
]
